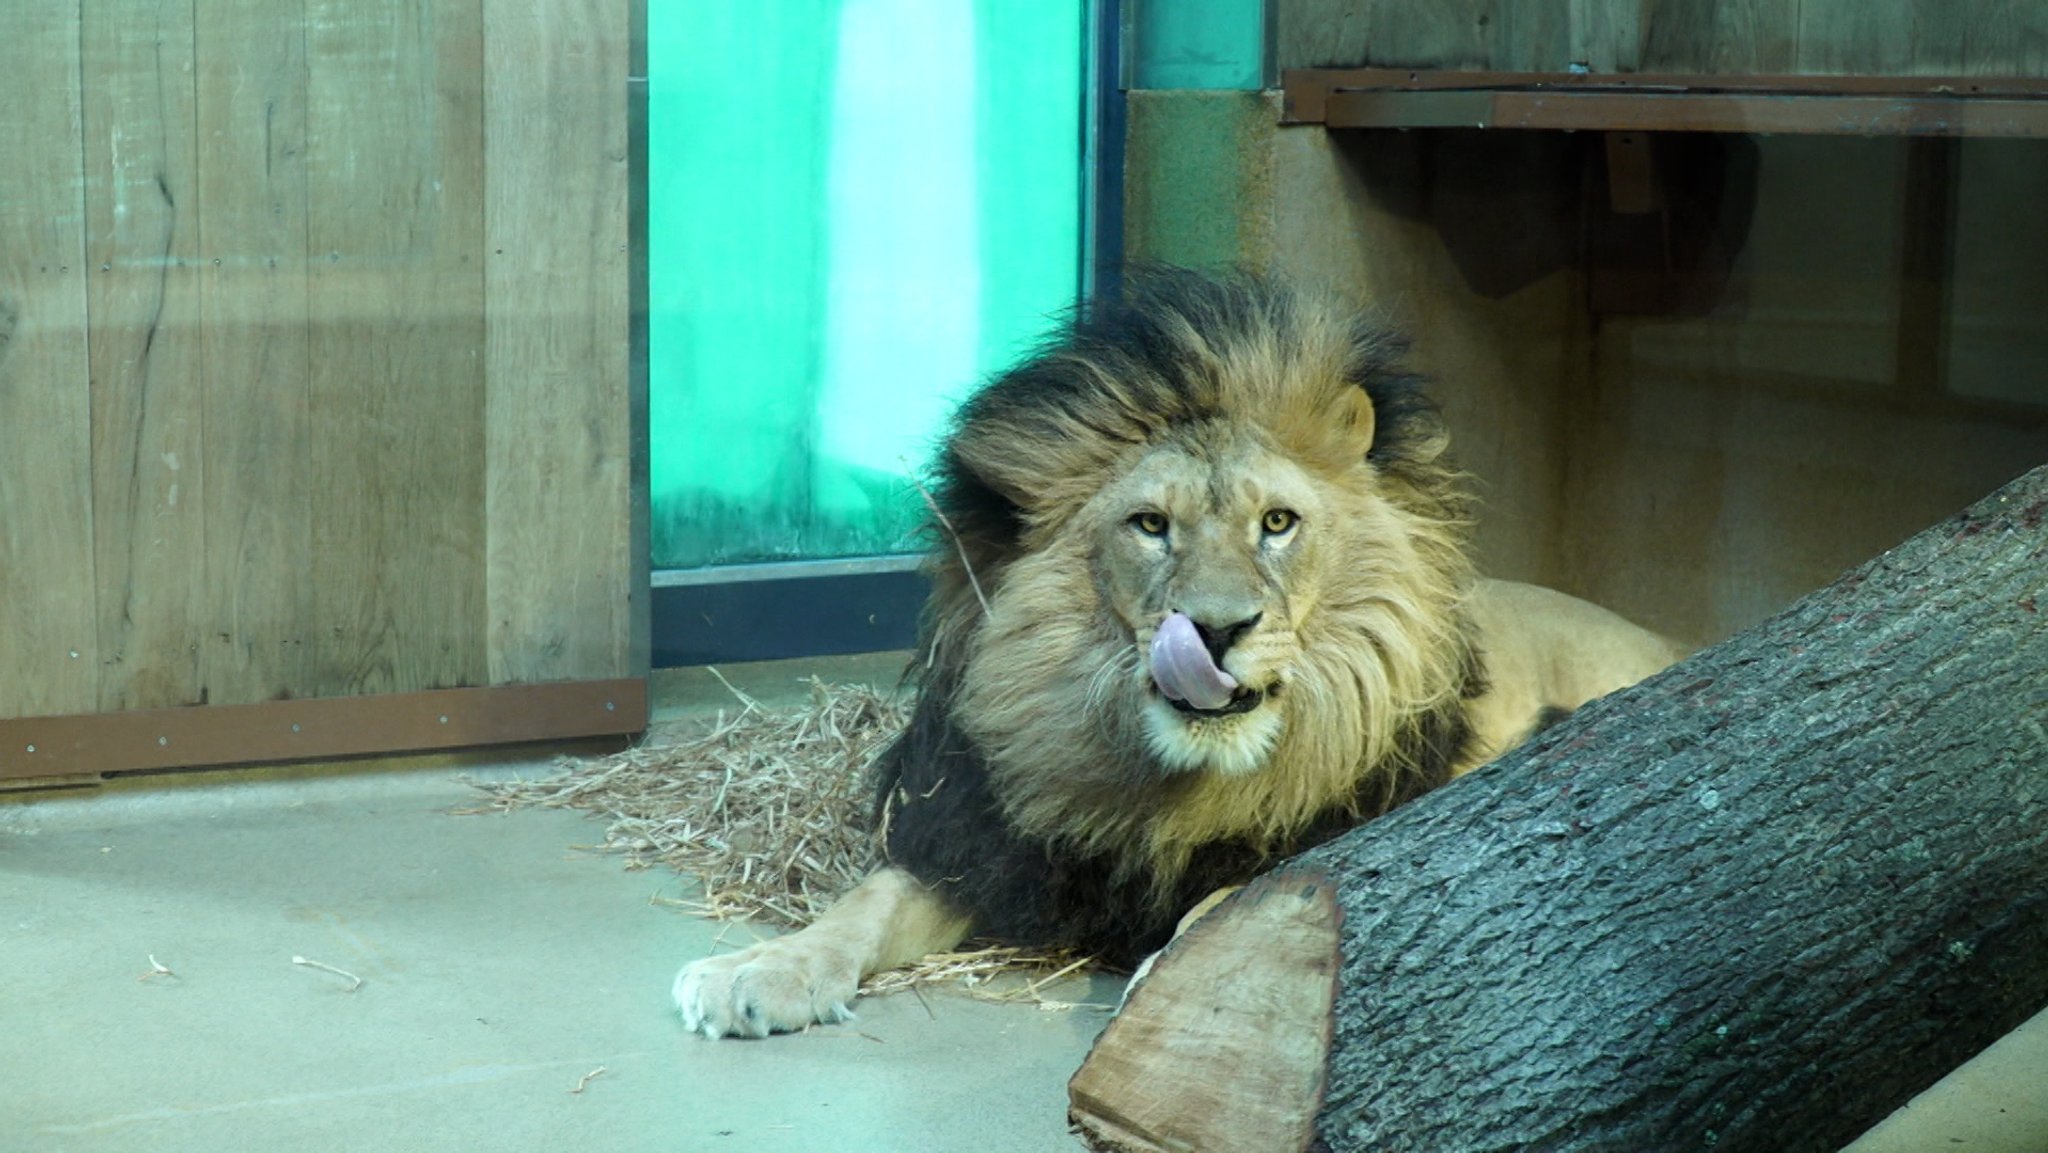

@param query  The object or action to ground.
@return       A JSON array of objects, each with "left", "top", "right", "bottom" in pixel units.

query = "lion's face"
[
  {"left": 939, "top": 272, "right": 1474, "bottom": 864},
  {"left": 957, "top": 403, "right": 1468, "bottom": 856},
  {"left": 1089, "top": 430, "right": 1334, "bottom": 776}
]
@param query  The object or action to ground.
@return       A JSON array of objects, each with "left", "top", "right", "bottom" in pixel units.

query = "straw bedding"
[{"left": 462, "top": 675, "right": 1101, "bottom": 1007}]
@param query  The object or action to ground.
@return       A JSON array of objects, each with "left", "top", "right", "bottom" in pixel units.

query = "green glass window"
[{"left": 647, "top": 2, "right": 1084, "bottom": 570}]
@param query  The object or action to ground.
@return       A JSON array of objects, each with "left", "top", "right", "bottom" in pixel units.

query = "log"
[
  {"left": 1068, "top": 878, "right": 1342, "bottom": 1153},
  {"left": 1071, "top": 464, "right": 2048, "bottom": 1153}
]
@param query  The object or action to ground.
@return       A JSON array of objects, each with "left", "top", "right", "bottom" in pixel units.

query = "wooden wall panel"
[
  {"left": 1637, "top": 0, "right": 1794, "bottom": 74},
  {"left": 305, "top": 0, "right": 489, "bottom": 697},
  {"left": 1563, "top": 0, "right": 1637, "bottom": 75},
  {"left": 482, "top": 0, "right": 633, "bottom": 684},
  {"left": 1280, "top": 0, "right": 1571, "bottom": 73},
  {"left": 0, "top": 0, "right": 637, "bottom": 774},
  {"left": 83, "top": 0, "right": 209, "bottom": 712},
  {"left": 1787, "top": 0, "right": 1916, "bottom": 76},
  {"left": 1793, "top": 0, "right": 2048, "bottom": 77},
  {"left": 1279, "top": 0, "right": 2048, "bottom": 77},
  {"left": 196, "top": 0, "right": 315, "bottom": 707},
  {"left": 0, "top": 9, "right": 97, "bottom": 721}
]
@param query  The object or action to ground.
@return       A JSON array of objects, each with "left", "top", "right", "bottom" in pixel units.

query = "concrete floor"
[
  {"left": 4, "top": 656, "right": 1117, "bottom": 1153},
  {"left": 5, "top": 654, "right": 2044, "bottom": 1152}
]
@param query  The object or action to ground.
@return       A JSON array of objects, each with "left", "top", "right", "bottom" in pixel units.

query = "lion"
[{"left": 672, "top": 269, "right": 1686, "bottom": 1039}]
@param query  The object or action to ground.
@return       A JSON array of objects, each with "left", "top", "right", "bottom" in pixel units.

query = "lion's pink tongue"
[{"left": 1150, "top": 612, "right": 1239, "bottom": 711}]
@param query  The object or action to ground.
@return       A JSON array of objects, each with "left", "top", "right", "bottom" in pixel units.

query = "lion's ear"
[
  {"left": 1329, "top": 383, "right": 1378, "bottom": 462},
  {"left": 1274, "top": 381, "right": 1377, "bottom": 472}
]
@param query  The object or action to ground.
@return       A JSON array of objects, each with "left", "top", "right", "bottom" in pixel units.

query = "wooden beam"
[
  {"left": 0, "top": 679, "right": 645, "bottom": 783},
  {"left": 1284, "top": 69, "right": 2048, "bottom": 137}
]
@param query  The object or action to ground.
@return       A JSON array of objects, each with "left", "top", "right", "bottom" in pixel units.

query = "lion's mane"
[{"left": 874, "top": 269, "right": 1481, "bottom": 964}]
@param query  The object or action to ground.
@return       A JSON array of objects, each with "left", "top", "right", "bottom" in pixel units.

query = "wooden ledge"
[
  {"left": 0, "top": 679, "right": 646, "bottom": 783},
  {"left": 1283, "top": 68, "right": 2048, "bottom": 137}
]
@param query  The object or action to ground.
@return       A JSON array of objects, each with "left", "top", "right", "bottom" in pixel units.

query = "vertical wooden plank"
[
  {"left": 483, "top": 0, "right": 631, "bottom": 683},
  {"left": 1793, "top": 0, "right": 1917, "bottom": 76},
  {"left": 195, "top": 0, "right": 315, "bottom": 706},
  {"left": 1275, "top": 1, "right": 1462, "bottom": 72},
  {"left": 1567, "top": 0, "right": 1639, "bottom": 72},
  {"left": 1905, "top": 0, "right": 2048, "bottom": 77},
  {"left": 305, "top": 0, "right": 487, "bottom": 697},
  {"left": 1619, "top": 0, "right": 2048, "bottom": 78},
  {"left": 82, "top": 0, "right": 209, "bottom": 711},
  {"left": 1487, "top": 2, "right": 1572, "bottom": 72},
  {"left": 1636, "top": 0, "right": 1795, "bottom": 74},
  {"left": 1367, "top": 2, "right": 1493, "bottom": 71},
  {"left": 0, "top": 7, "right": 98, "bottom": 721},
  {"left": 1277, "top": 0, "right": 1573, "bottom": 72}
]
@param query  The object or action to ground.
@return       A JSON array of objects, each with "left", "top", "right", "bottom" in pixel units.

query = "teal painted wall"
[{"left": 647, "top": 1, "right": 1083, "bottom": 569}]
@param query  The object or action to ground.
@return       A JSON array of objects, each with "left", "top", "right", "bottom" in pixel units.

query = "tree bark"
[{"left": 1072, "top": 464, "right": 2048, "bottom": 1153}]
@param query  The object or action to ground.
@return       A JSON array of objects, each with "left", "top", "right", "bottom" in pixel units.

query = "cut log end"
[{"left": 1068, "top": 871, "right": 1342, "bottom": 1153}]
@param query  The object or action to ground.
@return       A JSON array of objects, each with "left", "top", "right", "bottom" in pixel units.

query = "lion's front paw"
[{"left": 671, "top": 938, "right": 860, "bottom": 1040}]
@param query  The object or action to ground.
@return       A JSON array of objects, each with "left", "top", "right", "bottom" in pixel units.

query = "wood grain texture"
[
  {"left": 1792, "top": 0, "right": 1917, "bottom": 76},
  {"left": 1319, "top": 87, "right": 2048, "bottom": 137},
  {"left": 305, "top": 0, "right": 488, "bottom": 696},
  {"left": 1279, "top": 0, "right": 2048, "bottom": 77},
  {"left": 3, "top": 0, "right": 635, "bottom": 765},
  {"left": 1070, "top": 876, "right": 1341, "bottom": 1153},
  {"left": 1298, "top": 465, "right": 2048, "bottom": 1151},
  {"left": 0, "top": 678, "right": 643, "bottom": 781},
  {"left": 1796, "top": 0, "right": 2048, "bottom": 77},
  {"left": 0, "top": 7, "right": 98, "bottom": 720},
  {"left": 83, "top": 0, "right": 208, "bottom": 711},
  {"left": 1282, "top": 0, "right": 1573, "bottom": 72},
  {"left": 1637, "top": 0, "right": 1792, "bottom": 74},
  {"left": 482, "top": 0, "right": 633, "bottom": 684},
  {"left": 196, "top": 0, "right": 316, "bottom": 706},
  {"left": 1566, "top": 0, "right": 1635, "bottom": 73}
]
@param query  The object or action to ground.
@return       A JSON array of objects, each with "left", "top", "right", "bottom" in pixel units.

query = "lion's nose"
[{"left": 1188, "top": 612, "right": 1262, "bottom": 665}]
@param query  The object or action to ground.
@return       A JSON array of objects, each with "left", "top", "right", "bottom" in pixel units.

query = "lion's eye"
[
  {"left": 1261, "top": 508, "right": 1299, "bottom": 536},
  {"left": 1131, "top": 511, "right": 1169, "bottom": 537}
]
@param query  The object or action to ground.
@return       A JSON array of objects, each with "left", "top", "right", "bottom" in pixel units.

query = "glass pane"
[
  {"left": 1129, "top": 0, "right": 1267, "bottom": 90},
  {"left": 647, "top": 1, "right": 1083, "bottom": 570}
]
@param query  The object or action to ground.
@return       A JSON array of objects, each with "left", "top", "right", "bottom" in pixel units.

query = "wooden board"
[
  {"left": 483, "top": 0, "right": 633, "bottom": 684},
  {"left": 305, "top": 0, "right": 489, "bottom": 697},
  {"left": 1792, "top": 0, "right": 2048, "bottom": 78},
  {"left": 0, "top": 0, "right": 636, "bottom": 773},
  {"left": 0, "top": 7, "right": 97, "bottom": 721},
  {"left": 1278, "top": 0, "right": 2048, "bottom": 77},
  {"left": 1317, "top": 86, "right": 2048, "bottom": 137},
  {"left": 196, "top": 0, "right": 316, "bottom": 707},
  {"left": 83, "top": 0, "right": 208, "bottom": 712},
  {"left": 0, "top": 679, "right": 644, "bottom": 782},
  {"left": 1283, "top": 70, "right": 2048, "bottom": 137}
]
